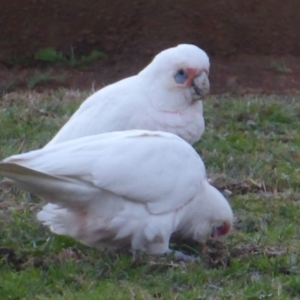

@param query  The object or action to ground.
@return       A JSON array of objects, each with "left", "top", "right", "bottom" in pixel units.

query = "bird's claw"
[{"left": 166, "top": 250, "right": 200, "bottom": 262}]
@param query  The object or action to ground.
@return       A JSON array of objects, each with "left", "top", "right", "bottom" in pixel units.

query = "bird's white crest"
[
  {"left": 0, "top": 130, "right": 233, "bottom": 259},
  {"left": 46, "top": 44, "right": 210, "bottom": 147},
  {"left": 139, "top": 44, "right": 210, "bottom": 80}
]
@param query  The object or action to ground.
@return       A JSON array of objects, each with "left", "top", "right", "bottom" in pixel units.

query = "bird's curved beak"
[
  {"left": 191, "top": 72, "right": 210, "bottom": 101},
  {"left": 211, "top": 222, "right": 231, "bottom": 238}
]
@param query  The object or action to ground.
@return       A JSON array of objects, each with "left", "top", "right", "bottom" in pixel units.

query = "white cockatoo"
[
  {"left": 45, "top": 44, "right": 210, "bottom": 147},
  {"left": 0, "top": 130, "right": 232, "bottom": 260}
]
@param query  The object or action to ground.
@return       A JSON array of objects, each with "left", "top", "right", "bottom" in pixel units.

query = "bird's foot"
[{"left": 165, "top": 250, "right": 200, "bottom": 262}]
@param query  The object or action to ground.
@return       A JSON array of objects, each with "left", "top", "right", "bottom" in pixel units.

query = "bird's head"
[
  {"left": 179, "top": 178, "right": 233, "bottom": 243},
  {"left": 210, "top": 220, "right": 232, "bottom": 239},
  {"left": 199, "top": 181, "right": 233, "bottom": 241},
  {"left": 139, "top": 44, "right": 210, "bottom": 110}
]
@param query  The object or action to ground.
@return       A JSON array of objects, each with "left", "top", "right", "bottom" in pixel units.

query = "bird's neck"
[{"left": 172, "top": 197, "right": 201, "bottom": 240}]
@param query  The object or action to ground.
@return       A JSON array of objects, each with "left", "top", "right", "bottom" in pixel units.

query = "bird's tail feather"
[{"left": 0, "top": 162, "right": 97, "bottom": 208}]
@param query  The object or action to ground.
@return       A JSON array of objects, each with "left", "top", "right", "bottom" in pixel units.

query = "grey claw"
[{"left": 166, "top": 250, "right": 200, "bottom": 262}]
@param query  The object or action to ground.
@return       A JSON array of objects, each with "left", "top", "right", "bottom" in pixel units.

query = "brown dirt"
[
  {"left": 1, "top": 0, "right": 300, "bottom": 60},
  {"left": 1, "top": 0, "right": 300, "bottom": 95},
  {"left": 1, "top": 53, "right": 300, "bottom": 96}
]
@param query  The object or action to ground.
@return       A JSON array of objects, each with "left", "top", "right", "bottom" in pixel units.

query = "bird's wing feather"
[
  {"left": 0, "top": 162, "right": 100, "bottom": 209},
  {"left": 1, "top": 131, "right": 205, "bottom": 214}
]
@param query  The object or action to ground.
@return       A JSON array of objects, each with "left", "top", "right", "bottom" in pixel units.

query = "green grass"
[{"left": 1, "top": 91, "right": 300, "bottom": 299}]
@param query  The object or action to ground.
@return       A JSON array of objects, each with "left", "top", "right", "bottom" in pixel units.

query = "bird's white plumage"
[
  {"left": 0, "top": 131, "right": 232, "bottom": 257},
  {"left": 46, "top": 44, "right": 210, "bottom": 147}
]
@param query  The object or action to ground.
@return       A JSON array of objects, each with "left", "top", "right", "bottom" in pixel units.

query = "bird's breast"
[{"left": 145, "top": 106, "right": 205, "bottom": 144}]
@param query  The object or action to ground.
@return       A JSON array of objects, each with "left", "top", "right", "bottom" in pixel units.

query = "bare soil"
[
  {"left": 1, "top": 0, "right": 300, "bottom": 95},
  {"left": 1, "top": 54, "right": 300, "bottom": 96},
  {"left": 2, "top": 0, "right": 300, "bottom": 60}
]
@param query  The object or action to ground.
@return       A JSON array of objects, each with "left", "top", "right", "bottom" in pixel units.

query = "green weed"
[
  {"left": 34, "top": 48, "right": 107, "bottom": 67},
  {"left": 269, "top": 59, "right": 292, "bottom": 74},
  {"left": 27, "top": 73, "right": 66, "bottom": 89}
]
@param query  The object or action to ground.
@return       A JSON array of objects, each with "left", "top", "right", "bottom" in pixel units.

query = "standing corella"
[
  {"left": 0, "top": 130, "right": 232, "bottom": 261},
  {"left": 46, "top": 44, "right": 210, "bottom": 147}
]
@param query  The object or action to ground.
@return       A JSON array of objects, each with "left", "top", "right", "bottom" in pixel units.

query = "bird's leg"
[
  {"left": 165, "top": 249, "right": 200, "bottom": 262},
  {"left": 115, "top": 249, "right": 147, "bottom": 261},
  {"left": 115, "top": 248, "right": 199, "bottom": 262}
]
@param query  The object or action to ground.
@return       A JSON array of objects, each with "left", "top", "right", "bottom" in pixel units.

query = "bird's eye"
[{"left": 174, "top": 69, "right": 188, "bottom": 84}]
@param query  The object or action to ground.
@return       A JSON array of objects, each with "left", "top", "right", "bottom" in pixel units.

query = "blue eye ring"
[{"left": 174, "top": 69, "right": 188, "bottom": 84}]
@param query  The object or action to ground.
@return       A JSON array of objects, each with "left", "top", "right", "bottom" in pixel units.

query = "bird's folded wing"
[{"left": 1, "top": 131, "right": 205, "bottom": 214}]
